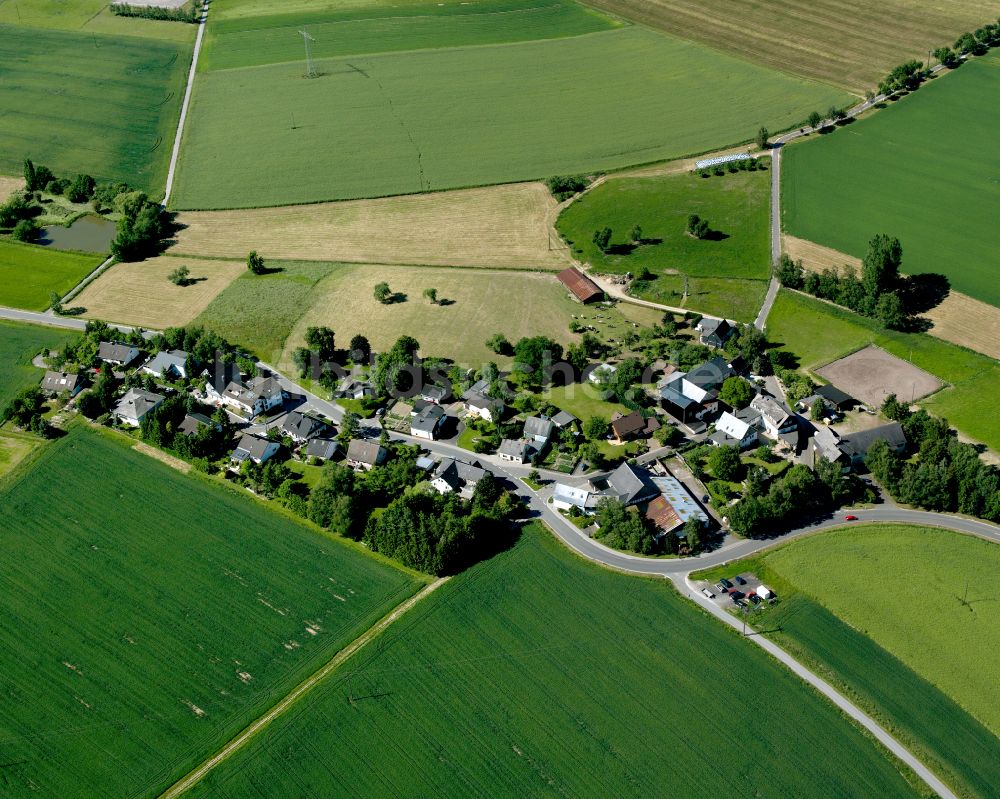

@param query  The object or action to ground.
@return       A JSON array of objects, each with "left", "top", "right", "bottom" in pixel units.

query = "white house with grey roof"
[
  {"left": 112, "top": 388, "right": 164, "bottom": 427},
  {"left": 40, "top": 370, "right": 83, "bottom": 397},
  {"left": 98, "top": 341, "right": 140, "bottom": 367},
  {"left": 432, "top": 458, "right": 486, "bottom": 498},
  {"left": 749, "top": 393, "right": 797, "bottom": 440},
  {"left": 411, "top": 404, "right": 446, "bottom": 440},
  {"left": 710, "top": 410, "right": 759, "bottom": 449},
  {"left": 497, "top": 438, "right": 535, "bottom": 464},
  {"left": 142, "top": 349, "right": 189, "bottom": 380},
  {"left": 523, "top": 415, "right": 554, "bottom": 445},
  {"left": 280, "top": 410, "right": 328, "bottom": 443},
  {"left": 231, "top": 433, "right": 279, "bottom": 465}
]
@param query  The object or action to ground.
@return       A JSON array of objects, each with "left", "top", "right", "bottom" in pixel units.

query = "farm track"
[{"left": 158, "top": 577, "right": 447, "bottom": 798}]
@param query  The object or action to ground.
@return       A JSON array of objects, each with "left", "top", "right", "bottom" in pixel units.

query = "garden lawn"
[
  {"left": 201, "top": 0, "right": 620, "bottom": 70},
  {"left": 0, "top": 319, "right": 79, "bottom": 407},
  {"left": 558, "top": 169, "right": 771, "bottom": 279},
  {"left": 766, "top": 290, "right": 1000, "bottom": 452},
  {"left": 172, "top": 26, "right": 848, "bottom": 208},
  {"left": 695, "top": 524, "right": 1000, "bottom": 799},
  {"left": 0, "top": 240, "right": 102, "bottom": 311},
  {"left": 0, "top": 426, "right": 421, "bottom": 797},
  {"left": 0, "top": 26, "right": 191, "bottom": 194},
  {"left": 542, "top": 382, "right": 629, "bottom": 422},
  {"left": 783, "top": 52, "right": 1000, "bottom": 307},
  {"left": 187, "top": 525, "right": 919, "bottom": 798}
]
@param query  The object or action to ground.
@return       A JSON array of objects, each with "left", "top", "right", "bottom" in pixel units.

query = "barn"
[{"left": 558, "top": 267, "right": 604, "bottom": 303}]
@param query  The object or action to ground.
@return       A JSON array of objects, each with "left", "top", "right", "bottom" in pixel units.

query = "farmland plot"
[
  {"left": 187, "top": 526, "right": 920, "bottom": 798},
  {"left": 0, "top": 320, "right": 79, "bottom": 408},
  {"left": 0, "top": 240, "right": 103, "bottom": 311},
  {"left": 0, "top": 428, "right": 421, "bottom": 797}
]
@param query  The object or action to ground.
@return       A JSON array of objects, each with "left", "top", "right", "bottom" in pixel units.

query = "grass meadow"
[
  {"left": 632, "top": 275, "right": 768, "bottom": 322},
  {"left": 0, "top": 25, "right": 191, "bottom": 194},
  {"left": 0, "top": 319, "right": 79, "bottom": 407},
  {"left": 172, "top": 23, "right": 848, "bottom": 208},
  {"left": 582, "top": 0, "right": 996, "bottom": 92},
  {"left": 783, "top": 52, "right": 1000, "bottom": 308},
  {"left": 696, "top": 524, "right": 1000, "bottom": 799},
  {"left": 0, "top": 426, "right": 421, "bottom": 797},
  {"left": 200, "top": 0, "right": 620, "bottom": 71},
  {"left": 767, "top": 291, "right": 1000, "bottom": 452},
  {"left": 0, "top": 0, "right": 197, "bottom": 41},
  {"left": 186, "top": 525, "right": 919, "bottom": 798},
  {"left": 0, "top": 240, "right": 103, "bottom": 311}
]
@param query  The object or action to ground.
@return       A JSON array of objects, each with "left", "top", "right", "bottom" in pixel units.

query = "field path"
[
  {"left": 162, "top": 0, "right": 209, "bottom": 207},
  {"left": 158, "top": 577, "right": 447, "bottom": 799}
]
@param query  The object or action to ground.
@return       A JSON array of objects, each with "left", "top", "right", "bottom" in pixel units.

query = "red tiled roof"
[{"left": 558, "top": 267, "right": 603, "bottom": 303}]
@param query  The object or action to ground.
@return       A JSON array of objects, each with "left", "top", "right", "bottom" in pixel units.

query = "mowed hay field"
[
  {"left": 172, "top": 183, "right": 568, "bottom": 269},
  {"left": 783, "top": 234, "right": 1000, "bottom": 360},
  {"left": 0, "top": 175, "right": 24, "bottom": 202},
  {"left": 187, "top": 525, "right": 920, "bottom": 799},
  {"left": 200, "top": 0, "right": 622, "bottom": 71},
  {"left": 0, "top": 25, "right": 191, "bottom": 193},
  {"left": 583, "top": 0, "right": 997, "bottom": 93},
  {"left": 695, "top": 525, "right": 1000, "bottom": 799},
  {"left": 74, "top": 256, "right": 246, "bottom": 329},
  {"left": 767, "top": 290, "right": 1000, "bottom": 453},
  {"left": 0, "top": 240, "right": 103, "bottom": 311},
  {"left": 783, "top": 52, "right": 1000, "bottom": 308},
  {"left": 0, "top": 427, "right": 421, "bottom": 797},
  {"left": 172, "top": 18, "right": 848, "bottom": 208},
  {"left": 0, "top": 0, "right": 197, "bottom": 41},
  {"left": 0, "top": 319, "right": 79, "bottom": 407}
]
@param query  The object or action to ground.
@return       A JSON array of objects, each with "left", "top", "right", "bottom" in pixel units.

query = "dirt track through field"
[
  {"left": 159, "top": 577, "right": 447, "bottom": 799},
  {"left": 172, "top": 183, "right": 569, "bottom": 270},
  {"left": 784, "top": 234, "right": 1000, "bottom": 360}
]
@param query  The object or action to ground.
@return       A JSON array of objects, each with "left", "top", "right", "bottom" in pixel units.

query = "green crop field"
[
  {"left": 0, "top": 427, "right": 421, "bottom": 797},
  {"left": 0, "top": 0, "right": 197, "bottom": 42},
  {"left": 783, "top": 52, "right": 1000, "bottom": 308},
  {"left": 0, "top": 319, "right": 79, "bottom": 408},
  {"left": 187, "top": 525, "right": 919, "bottom": 798},
  {"left": 201, "top": 0, "right": 621, "bottom": 71},
  {"left": 0, "top": 25, "right": 191, "bottom": 195},
  {"left": 697, "top": 524, "right": 1000, "bottom": 799},
  {"left": 172, "top": 19, "right": 848, "bottom": 209},
  {"left": 767, "top": 290, "right": 1000, "bottom": 452},
  {"left": 0, "top": 240, "right": 103, "bottom": 311}
]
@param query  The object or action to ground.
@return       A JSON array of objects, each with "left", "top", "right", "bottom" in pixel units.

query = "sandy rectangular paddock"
[{"left": 817, "top": 345, "right": 943, "bottom": 407}]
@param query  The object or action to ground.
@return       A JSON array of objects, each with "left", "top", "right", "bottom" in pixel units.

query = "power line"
[{"left": 298, "top": 28, "right": 317, "bottom": 79}]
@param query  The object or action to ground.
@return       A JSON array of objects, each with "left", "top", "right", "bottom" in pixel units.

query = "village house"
[
  {"left": 551, "top": 482, "right": 597, "bottom": 512},
  {"left": 810, "top": 422, "right": 907, "bottom": 472},
  {"left": 40, "top": 370, "right": 84, "bottom": 398},
  {"left": 696, "top": 317, "right": 735, "bottom": 349},
  {"left": 338, "top": 378, "right": 375, "bottom": 401},
  {"left": 112, "top": 388, "right": 164, "bottom": 427},
  {"left": 462, "top": 379, "right": 504, "bottom": 423},
  {"left": 710, "top": 410, "right": 759, "bottom": 449},
  {"left": 497, "top": 438, "right": 535, "bottom": 464},
  {"left": 411, "top": 404, "right": 446, "bottom": 440},
  {"left": 219, "top": 375, "right": 285, "bottom": 417},
  {"left": 551, "top": 409, "right": 579, "bottom": 430},
  {"left": 610, "top": 410, "right": 659, "bottom": 444},
  {"left": 346, "top": 439, "right": 388, "bottom": 471},
  {"left": 431, "top": 458, "right": 486, "bottom": 498},
  {"left": 280, "top": 410, "right": 329, "bottom": 444},
  {"left": 231, "top": 433, "right": 279, "bottom": 466},
  {"left": 604, "top": 461, "right": 660, "bottom": 506},
  {"left": 176, "top": 412, "right": 219, "bottom": 438},
  {"left": 202, "top": 358, "right": 241, "bottom": 405},
  {"left": 142, "top": 349, "right": 189, "bottom": 380},
  {"left": 97, "top": 341, "right": 140, "bottom": 367},
  {"left": 305, "top": 438, "right": 338, "bottom": 462},
  {"left": 749, "top": 393, "right": 798, "bottom": 440},
  {"left": 523, "top": 415, "right": 555, "bottom": 445},
  {"left": 659, "top": 356, "right": 734, "bottom": 426},
  {"left": 419, "top": 384, "right": 451, "bottom": 405}
]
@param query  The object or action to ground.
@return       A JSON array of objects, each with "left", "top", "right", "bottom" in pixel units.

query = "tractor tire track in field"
[{"left": 158, "top": 577, "right": 448, "bottom": 799}]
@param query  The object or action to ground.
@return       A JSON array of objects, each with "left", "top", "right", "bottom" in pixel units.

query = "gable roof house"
[
  {"left": 410, "top": 403, "right": 446, "bottom": 440},
  {"left": 558, "top": 266, "right": 604, "bottom": 303},
  {"left": 551, "top": 409, "right": 579, "bottom": 429},
  {"left": 112, "top": 388, "right": 164, "bottom": 427},
  {"left": 523, "top": 415, "right": 555, "bottom": 445},
  {"left": 420, "top": 383, "right": 451, "bottom": 405},
  {"left": 659, "top": 357, "right": 733, "bottom": 425},
  {"left": 610, "top": 410, "right": 659, "bottom": 444},
  {"left": 338, "top": 378, "right": 375, "bottom": 400},
  {"left": 305, "top": 437, "right": 338, "bottom": 461},
  {"left": 177, "top": 412, "right": 219, "bottom": 438},
  {"left": 231, "top": 433, "right": 280, "bottom": 465},
  {"left": 587, "top": 362, "right": 617, "bottom": 385},
  {"left": 280, "top": 410, "right": 329, "bottom": 444},
  {"left": 203, "top": 358, "right": 241, "bottom": 403},
  {"left": 696, "top": 317, "right": 735, "bottom": 349},
  {"left": 497, "top": 438, "right": 535, "bottom": 464},
  {"left": 432, "top": 458, "right": 486, "bottom": 498},
  {"left": 219, "top": 375, "right": 285, "bottom": 417},
  {"left": 749, "top": 393, "right": 797, "bottom": 440},
  {"left": 40, "top": 370, "right": 84, "bottom": 398},
  {"left": 551, "top": 482, "right": 598, "bottom": 512},
  {"left": 605, "top": 462, "right": 660, "bottom": 506},
  {"left": 346, "top": 439, "right": 388, "bottom": 471},
  {"left": 710, "top": 410, "right": 759, "bottom": 449},
  {"left": 142, "top": 349, "right": 189, "bottom": 380},
  {"left": 815, "top": 383, "right": 856, "bottom": 411},
  {"left": 810, "top": 422, "right": 906, "bottom": 471},
  {"left": 97, "top": 341, "right": 140, "bottom": 367}
]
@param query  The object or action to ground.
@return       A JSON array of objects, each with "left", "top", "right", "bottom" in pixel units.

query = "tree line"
[{"left": 109, "top": 2, "right": 200, "bottom": 22}]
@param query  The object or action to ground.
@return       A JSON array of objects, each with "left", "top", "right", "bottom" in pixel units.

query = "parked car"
[
  {"left": 733, "top": 599, "right": 748, "bottom": 609},
  {"left": 748, "top": 594, "right": 762, "bottom": 605},
  {"left": 719, "top": 578, "right": 733, "bottom": 589},
  {"left": 729, "top": 590, "right": 745, "bottom": 600},
  {"left": 701, "top": 588, "right": 715, "bottom": 599},
  {"left": 714, "top": 583, "right": 728, "bottom": 594},
  {"left": 734, "top": 575, "right": 746, "bottom": 586}
]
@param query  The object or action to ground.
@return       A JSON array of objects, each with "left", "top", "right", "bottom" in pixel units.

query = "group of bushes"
[
  {"left": 696, "top": 156, "right": 764, "bottom": 179},
  {"left": 545, "top": 174, "right": 590, "bottom": 202},
  {"left": 109, "top": 2, "right": 200, "bottom": 22},
  {"left": 591, "top": 496, "right": 702, "bottom": 556},
  {"left": 868, "top": 396, "right": 1000, "bottom": 522}
]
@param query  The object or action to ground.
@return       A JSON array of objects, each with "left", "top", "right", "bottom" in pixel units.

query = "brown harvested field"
[
  {"left": 172, "top": 183, "right": 569, "bottom": 270},
  {"left": 784, "top": 234, "right": 1000, "bottom": 359},
  {"left": 585, "top": 0, "right": 996, "bottom": 93},
  {"left": 817, "top": 345, "right": 943, "bottom": 407},
  {"left": 0, "top": 175, "right": 24, "bottom": 203},
  {"left": 278, "top": 264, "right": 661, "bottom": 369},
  {"left": 74, "top": 256, "right": 245, "bottom": 330}
]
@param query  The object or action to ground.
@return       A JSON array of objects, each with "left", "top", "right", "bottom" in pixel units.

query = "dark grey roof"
[
  {"left": 660, "top": 383, "right": 698, "bottom": 409},
  {"left": 232, "top": 433, "right": 275, "bottom": 461},
  {"left": 816, "top": 383, "right": 854, "bottom": 406},
  {"left": 347, "top": 439, "right": 386, "bottom": 465},
  {"left": 178, "top": 413, "right": 216, "bottom": 437},
  {"left": 524, "top": 416, "right": 554, "bottom": 439},
  {"left": 685, "top": 357, "right": 734, "bottom": 389},
  {"left": 144, "top": 349, "right": 188, "bottom": 376},
  {"left": 607, "top": 462, "right": 660, "bottom": 505},
  {"left": 421, "top": 384, "right": 450, "bottom": 402},
  {"left": 250, "top": 376, "right": 284, "bottom": 401},
  {"left": 433, "top": 458, "right": 486, "bottom": 489},
  {"left": 203, "top": 358, "right": 241, "bottom": 394},
  {"left": 113, "top": 388, "right": 164, "bottom": 420},
  {"left": 281, "top": 410, "right": 327, "bottom": 440},
  {"left": 411, "top": 403, "right": 446, "bottom": 432},
  {"left": 840, "top": 422, "right": 906, "bottom": 458},
  {"left": 98, "top": 341, "right": 137, "bottom": 364},
  {"left": 461, "top": 378, "right": 490, "bottom": 400},
  {"left": 41, "top": 370, "right": 79, "bottom": 393},
  {"left": 551, "top": 410, "right": 578, "bottom": 427},
  {"left": 306, "top": 438, "right": 338, "bottom": 460},
  {"left": 498, "top": 438, "right": 533, "bottom": 459},
  {"left": 700, "top": 318, "right": 735, "bottom": 346}
]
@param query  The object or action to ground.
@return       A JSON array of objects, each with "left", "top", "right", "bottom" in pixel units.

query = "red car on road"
[{"left": 844, "top": 514, "right": 858, "bottom": 521}]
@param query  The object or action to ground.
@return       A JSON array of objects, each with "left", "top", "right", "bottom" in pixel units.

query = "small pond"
[{"left": 38, "top": 215, "right": 116, "bottom": 254}]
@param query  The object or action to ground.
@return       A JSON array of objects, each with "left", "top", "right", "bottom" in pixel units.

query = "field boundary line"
[
  {"left": 158, "top": 577, "right": 447, "bottom": 799},
  {"left": 163, "top": 0, "right": 209, "bottom": 207}
]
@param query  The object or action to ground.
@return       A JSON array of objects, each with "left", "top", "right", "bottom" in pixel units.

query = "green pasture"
[
  {"left": 783, "top": 52, "right": 1000, "bottom": 307},
  {"left": 172, "top": 26, "right": 848, "bottom": 208},
  {"left": 201, "top": 0, "right": 620, "bottom": 71},
  {"left": 0, "top": 240, "right": 102, "bottom": 311},
  {"left": 632, "top": 275, "right": 769, "bottom": 322},
  {"left": 0, "top": 427, "right": 420, "bottom": 797},
  {"left": 188, "top": 525, "right": 919, "bottom": 798},
  {"left": 767, "top": 290, "right": 1000, "bottom": 451},
  {"left": 0, "top": 319, "right": 78, "bottom": 407},
  {"left": 558, "top": 169, "right": 771, "bottom": 279},
  {"left": 0, "top": 26, "right": 191, "bottom": 194},
  {"left": 210, "top": 0, "right": 482, "bottom": 21},
  {"left": 696, "top": 524, "right": 1000, "bottom": 799},
  {"left": 0, "top": 0, "right": 196, "bottom": 41}
]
